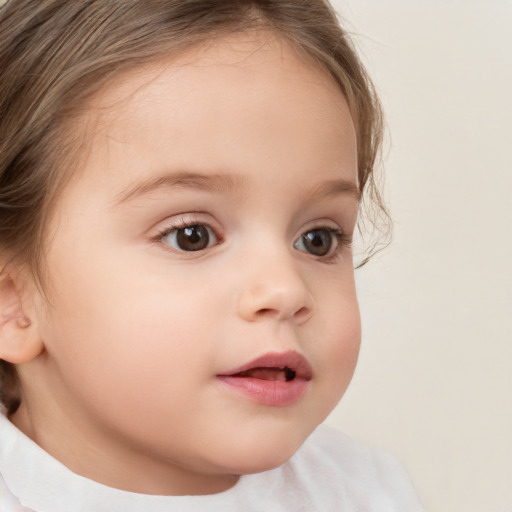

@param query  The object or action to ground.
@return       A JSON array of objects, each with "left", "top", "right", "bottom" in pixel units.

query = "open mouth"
[
  {"left": 231, "top": 366, "right": 297, "bottom": 382},
  {"left": 219, "top": 351, "right": 312, "bottom": 382},
  {"left": 217, "top": 351, "right": 312, "bottom": 407}
]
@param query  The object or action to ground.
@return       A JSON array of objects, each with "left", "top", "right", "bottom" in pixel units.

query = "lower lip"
[{"left": 216, "top": 376, "right": 309, "bottom": 407}]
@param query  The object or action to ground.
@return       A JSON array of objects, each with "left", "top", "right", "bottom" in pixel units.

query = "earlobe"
[{"left": 0, "top": 267, "right": 44, "bottom": 364}]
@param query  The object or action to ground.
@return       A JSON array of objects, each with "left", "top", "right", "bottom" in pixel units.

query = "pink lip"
[{"left": 217, "top": 351, "right": 313, "bottom": 407}]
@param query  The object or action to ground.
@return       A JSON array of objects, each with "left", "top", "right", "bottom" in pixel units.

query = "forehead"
[
  {"left": 96, "top": 31, "right": 348, "bottom": 110},
  {"left": 74, "top": 31, "right": 357, "bottom": 196}
]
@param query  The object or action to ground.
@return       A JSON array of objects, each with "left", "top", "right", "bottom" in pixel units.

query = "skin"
[{"left": 10, "top": 32, "right": 361, "bottom": 495}]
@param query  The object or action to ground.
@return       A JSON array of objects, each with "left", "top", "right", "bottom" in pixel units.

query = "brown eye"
[
  {"left": 163, "top": 224, "right": 216, "bottom": 252},
  {"left": 294, "top": 228, "right": 338, "bottom": 257}
]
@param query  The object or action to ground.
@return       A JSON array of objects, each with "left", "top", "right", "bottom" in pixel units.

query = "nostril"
[
  {"left": 254, "top": 306, "right": 311, "bottom": 321},
  {"left": 256, "top": 308, "right": 276, "bottom": 318},
  {"left": 294, "top": 306, "right": 310, "bottom": 321}
]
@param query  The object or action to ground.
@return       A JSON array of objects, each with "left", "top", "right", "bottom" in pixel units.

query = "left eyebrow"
[
  {"left": 113, "top": 170, "right": 243, "bottom": 206},
  {"left": 301, "top": 178, "right": 361, "bottom": 203}
]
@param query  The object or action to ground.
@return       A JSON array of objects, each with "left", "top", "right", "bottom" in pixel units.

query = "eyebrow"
[
  {"left": 114, "top": 171, "right": 243, "bottom": 205},
  {"left": 114, "top": 170, "right": 360, "bottom": 206},
  {"left": 301, "top": 178, "right": 361, "bottom": 203}
]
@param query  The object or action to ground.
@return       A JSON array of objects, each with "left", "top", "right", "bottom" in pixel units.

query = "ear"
[{"left": 0, "top": 265, "right": 44, "bottom": 364}]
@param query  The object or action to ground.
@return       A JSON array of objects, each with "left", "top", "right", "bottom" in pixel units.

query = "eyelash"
[
  {"left": 153, "top": 215, "right": 221, "bottom": 254},
  {"left": 294, "top": 227, "right": 352, "bottom": 264},
  {"left": 153, "top": 216, "right": 352, "bottom": 261}
]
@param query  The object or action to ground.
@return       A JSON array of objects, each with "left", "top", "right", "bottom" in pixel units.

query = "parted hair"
[{"left": 0, "top": 0, "right": 387, "bottom": 414}]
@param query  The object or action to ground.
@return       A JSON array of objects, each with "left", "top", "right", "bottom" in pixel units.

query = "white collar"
[{"left": 0, "top": 411, "right": 276, "bottom": 512}]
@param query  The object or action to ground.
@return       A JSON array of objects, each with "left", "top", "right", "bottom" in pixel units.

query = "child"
[{"left": 0, "top": 0, "right": 423, "bottom": 510}]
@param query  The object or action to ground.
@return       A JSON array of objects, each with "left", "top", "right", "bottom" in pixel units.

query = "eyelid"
[
  {"left": 294, "top": 218, "right": 345, "bottom": 240},
  {"left": 294, "top": 220, "right": 353, "bottom": 262},
  {"left": 151, "top": 213, "right": 224, "bottom": 253},
  {"left": 155, "top": 212, "right": 209, "bottom": 230}
]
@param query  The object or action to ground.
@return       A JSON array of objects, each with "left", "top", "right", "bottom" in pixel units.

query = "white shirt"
[{"left": 0, "top": 412, "right": 423, "bottom": 511}]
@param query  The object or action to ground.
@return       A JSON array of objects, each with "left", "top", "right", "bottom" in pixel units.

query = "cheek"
[
  {"left": 39, "top": 291, "right": 218, "bottom": 451},
  {"left": 327, "top": 303, "right": 360, "bottom": 381},
  {"left": 311, "top": 282, "right": 361, "bottom": 411},
  {"left": 39, "top": 256, "right": 218, "bottom": 414}
]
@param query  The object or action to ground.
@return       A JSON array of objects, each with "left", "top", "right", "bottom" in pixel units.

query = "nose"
[{"left": 236, "top": 252, "right": 314, "bottom": 324}]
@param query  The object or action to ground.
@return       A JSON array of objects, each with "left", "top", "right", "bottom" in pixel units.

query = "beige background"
[{"left": 325, "top": 1, "right": 512, "bottom": 511}]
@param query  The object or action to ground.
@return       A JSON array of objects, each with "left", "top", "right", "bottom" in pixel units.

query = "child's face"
[{"left": 24, "top": 33, "right": 360, "bottom": 494}]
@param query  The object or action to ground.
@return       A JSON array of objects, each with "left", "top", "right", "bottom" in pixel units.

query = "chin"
[{"left": 215, "top": 423, "right": 312, "bottom": 476}]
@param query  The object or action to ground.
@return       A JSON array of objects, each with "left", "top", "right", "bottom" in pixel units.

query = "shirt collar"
[{"left": 0, "top": 411, "right": 274, "bottom": 512}]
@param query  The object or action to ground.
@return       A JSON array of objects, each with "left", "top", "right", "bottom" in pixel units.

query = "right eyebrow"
[
  {"left": 300, "top": 178, "right": 361, "bottom": 203},
  {"left": 113, "top": 170, "right": 244, "bottom": 206}
]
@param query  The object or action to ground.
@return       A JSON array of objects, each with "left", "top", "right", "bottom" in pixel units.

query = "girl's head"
[{"left": 0, "top": 0, "right": 385, "bottom": 494}]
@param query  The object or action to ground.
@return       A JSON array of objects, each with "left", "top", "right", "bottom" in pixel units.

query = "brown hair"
[{"left": 0, "top": 0, "right": 387, "bottom": 413}]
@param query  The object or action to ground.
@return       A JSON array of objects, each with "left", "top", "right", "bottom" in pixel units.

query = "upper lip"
[{"left": 218, "top": 350, "right": 313, "bottom": 380}]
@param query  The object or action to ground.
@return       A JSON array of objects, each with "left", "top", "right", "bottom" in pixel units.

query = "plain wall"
[{"left": 325, "top": 1, "right": 512, "bottom": 511}]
